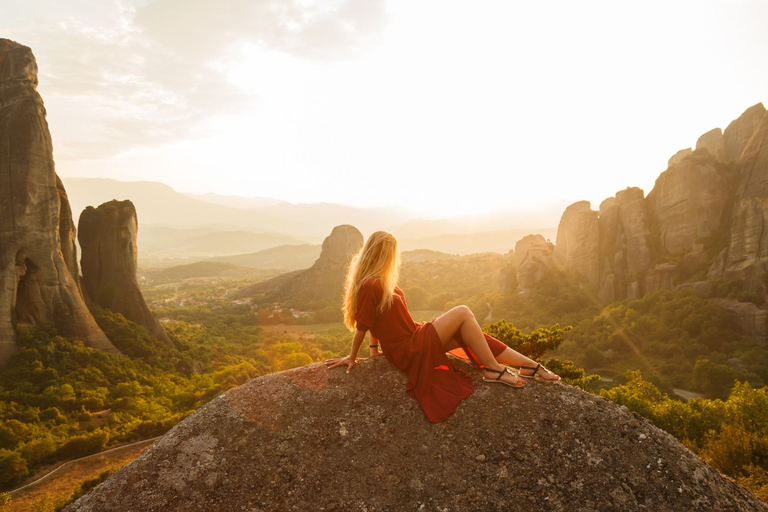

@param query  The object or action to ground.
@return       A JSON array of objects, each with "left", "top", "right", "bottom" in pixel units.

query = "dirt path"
[{"left": 8, "top": 436, "right": 161, "bottom": 511}]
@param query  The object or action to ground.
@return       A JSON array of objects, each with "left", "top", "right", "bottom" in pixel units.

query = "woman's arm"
[
  {"left": 369, "top": 335, "right": 383, "bottom": 358},
  {"left": 324, "top": 329, "right": 367, "bottom": 373}
]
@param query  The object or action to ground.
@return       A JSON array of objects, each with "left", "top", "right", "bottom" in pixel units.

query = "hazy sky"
[{"left": 3, "top": 0, "right": 767, "bottom": 218}]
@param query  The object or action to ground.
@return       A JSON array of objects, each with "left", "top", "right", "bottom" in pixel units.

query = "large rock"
[
  {"left": 709, "top": 198, "right": 768, "bottom": 295},
  {"left": 554, "top": 201, "right": 599, "bottom": 288},
  {"left": 723, "top": 103, "right": 766, "bottom": 163},
  {"left": 79, "top": 200, "right": 172, "bottom": 345},
  {"left": 512, "top": 234, "right": 547, "bottom": 267},
  {"left": 64, "top": 357, "right": 767, "bottom": 511},
  {"left": 0, "top": 39, "right": 116, "bottom": 368},
  {"left": 667, "top": 148, "right": 692, "bottom": 168},
  {"left": 231, "top": 225, "right": 364, "bottom": 308},
  {"left": 696, "top": 128, "right": 725, "bottom": 161},
  {"left": 715, "top": 299, "right": 767, "bottom": 346},
  {"left": 647, "top": 152, "right": 730, "bottom": 255},
  {"left": 597, "top": 188, "right": 653, "bottom": 301},
  {"left": 736, "top": 108, "right": 768, "bottom": 199}
]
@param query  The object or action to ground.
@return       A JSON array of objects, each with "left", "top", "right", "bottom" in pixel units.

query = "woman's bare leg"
[
  {"left": 435, "top": 307, "right": 560, "bottom": 382},
  {"left": 496, "top": 347, "right": 559, "bottom": 381},
  {"left": 432, "top": 306, "right": 524, "bottom": 386}
]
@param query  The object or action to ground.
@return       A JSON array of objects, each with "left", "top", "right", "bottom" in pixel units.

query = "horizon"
[{"left": 4, "top": 1, "right": 768, "bottom": 217}]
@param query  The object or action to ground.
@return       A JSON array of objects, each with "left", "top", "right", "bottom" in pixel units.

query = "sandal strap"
[
  {"left": 484, "top": 367, "right": 507, "bottom": 381},
  {"left": 520, "top": 364, "right": 540, "bottom": 376}
]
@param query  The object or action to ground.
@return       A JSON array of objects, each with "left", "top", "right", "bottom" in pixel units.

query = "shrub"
[{"left": 0, "top": 449, "right": 27, "bottom": 489}]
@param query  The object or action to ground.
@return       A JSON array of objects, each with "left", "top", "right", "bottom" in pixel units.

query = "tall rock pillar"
[
  {"left": 79, "top": 200, "right": 173, "bottom": 346},
  {"left": 0, "top": 39, "right": 117, "bottom": 368}
]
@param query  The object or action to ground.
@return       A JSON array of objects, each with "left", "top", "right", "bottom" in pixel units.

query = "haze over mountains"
[{"left": 62, "top": 177, "right": 561, "bottom": 267}]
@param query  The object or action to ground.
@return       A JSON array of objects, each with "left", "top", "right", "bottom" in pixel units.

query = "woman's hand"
[{"left": 324, "top": 355, "right": 357, "bottom": 373}]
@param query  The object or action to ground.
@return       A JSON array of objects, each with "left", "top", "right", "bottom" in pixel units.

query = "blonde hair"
[{"left": 343, "top": 231, "right": 401, "bottom": 331}]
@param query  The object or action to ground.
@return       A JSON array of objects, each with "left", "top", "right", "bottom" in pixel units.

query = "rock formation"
[
  {"left": 553, "top": 201, "right": 599, "bottom": 288},
  {"left": 723, "top": 103, "right": 766, "bottom": 163},
  {"left": 79, "top": 200, "right": 172, "bottom": 345},
  {"left": 64, "top": 357, "right": 767, "bottom": 511},
  {"left": 231, "top": 225, "right": 364, "bottom": 308},
  {"left": 597, "top": 187, "right": 653, "bottom": 302},
  {"left": 0, "top": 39, "right": 117, "bottom": 368},
  {"left": 647, "top": 151, "right": 731, "bottom": 256},
  {"left": 667, "top": 147, "right": 692, "bottom": 167},
  {"left": 554, "top": 104, "right": 768, "bottom": 314},
  {"left": 696, "top": 128, "right": 725, "bottom": 161},
  {"left": 512, "top": 234, "right": 547, "bottom": 267}
]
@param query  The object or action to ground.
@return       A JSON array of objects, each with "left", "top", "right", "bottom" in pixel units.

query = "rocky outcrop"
[
  {"left": 736, "top": 108, "right": 768, "bottom": 199},
  {"left": 553, "top": 104, "right": 768, "bottom": 304},
  {"left": 231, "top": 225, "right": 364, "bottom": 308},
  {"left": 723, "top": 103, "right": 766, "bottom": 163},
  {"left": 696, "top": 128, "right": 725, "bottom": 161},
  {"left": 0, "top": 39, "right": 116, "bottom": 368},
  {"left": 65, "top": 357, "right": 767, "bottom": 511},
  {"left": 516, "top": 237, "right": 554, "bottom": 291},
  {"left": 512, "top": 234, "right": 547, "bottom": 267},
  {"left": 668, "top": 147, "right": 692, "bottom": 167},
  {"left": 715, "top": 299, "right": 767, "bottom": 346},
  {"left": 79, "top": 200, "right": 172, "bottom": 345},
  {"left": 553, "top": 201, "right": 599, "bottom": 288},
  {"left": 597, "top": 188, "right": 654, "bottom": 302},
  {"left": 647, "top": 152, "right": 731, "bottom": 256}
]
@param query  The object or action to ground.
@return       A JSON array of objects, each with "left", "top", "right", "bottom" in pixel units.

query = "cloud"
[{"left": 3, "top": 0, "right": 388, "bottom": 160}]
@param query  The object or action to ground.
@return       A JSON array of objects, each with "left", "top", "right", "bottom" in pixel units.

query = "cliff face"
[
  {"left": 0, "top": 39, "right": 117, "bottom": 368},
  {"left": 647, "top": 153, "right": 731, "bottom": 256},
  {"left": 64, "top": 357, "right": 766, "bottom": 511},
  {"left": 232, "top": 224, "right": 363, "bottom": 308},
  {"left": 79, "top": 200, "right": 172, "bottom": 345},
  {"left": 553, "top": 201, "right": 600, "bottom": 288},
  {"left": 556, "top": 103, "right": 768, "bottom": 319}
]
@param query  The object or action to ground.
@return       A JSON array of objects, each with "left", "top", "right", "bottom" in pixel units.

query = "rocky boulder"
[
  {"left": 79, "top": 200, "right": 172, "bottom": 345},
  {"left": 232, "top": 225, "right": 364, "bottom": 308},
  {"left": 64, "top": 357, "right": 767, "bottom": 511},
  {"left": 0, "top": 39, "right": 116, "bottom": 368},
  {"left": 554, "top": 201, "right": 600, "bottom": 288}
]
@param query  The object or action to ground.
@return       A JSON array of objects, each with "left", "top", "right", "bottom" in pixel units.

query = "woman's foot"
[
  {"left": 519, "top": 363, "right": 560, "bottom": 382},
  {"left": 482, "top": 366, "right": 525, "bottom": 387}
]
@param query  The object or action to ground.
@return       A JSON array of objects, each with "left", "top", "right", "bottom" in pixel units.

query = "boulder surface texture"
[
  {"left": 0, "top": 39, "right": 116, "bottom": 368},
  {"left": 79, "top": 200, "right": 172, "bottom": 345},
  {"left": 65, "top": 357, "right": 766, "bottom": 512}
]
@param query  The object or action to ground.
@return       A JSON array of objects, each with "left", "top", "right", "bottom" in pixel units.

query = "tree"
[
  {"left": 482, "top": 320, "right": 571, "bottom": 360},
  {"left": 0, "top": 449, "right": 27, "bottom": 489}
]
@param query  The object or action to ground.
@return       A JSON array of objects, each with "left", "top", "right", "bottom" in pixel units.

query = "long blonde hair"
[{"left": 343, "top": 231, "right": 401, "bottom": 331}]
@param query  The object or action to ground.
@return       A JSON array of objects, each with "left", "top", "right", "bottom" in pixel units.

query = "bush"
[
  {"left": 55, "top": 431, "right": 109, "bottom": 460},
  {"left": 0, "top": 449, "right": 27, "bottom": 489},
  {"left": 483, "top": 320, "right": 571, "bottom": 360}
]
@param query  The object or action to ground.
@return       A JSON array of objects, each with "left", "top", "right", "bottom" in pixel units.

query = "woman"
[{"left": 324, "top": 231, "right": 560, "bottom": 423}]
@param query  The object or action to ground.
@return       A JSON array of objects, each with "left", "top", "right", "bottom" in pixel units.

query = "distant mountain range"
[{"left": 62, "top": 177, "right": 559, "bottom": 264}]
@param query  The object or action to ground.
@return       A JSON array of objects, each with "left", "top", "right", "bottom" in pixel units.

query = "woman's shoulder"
[
  {"left": 359, "top": 277, "right": 383, "bottom": 296},
  {"left": 361, "top": 276, "right": 383, "bottom": 288}
]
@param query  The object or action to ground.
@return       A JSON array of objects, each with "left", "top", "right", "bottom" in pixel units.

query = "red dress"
[{"left": 355, "top": 278, "right": 508, "bottom": 423}]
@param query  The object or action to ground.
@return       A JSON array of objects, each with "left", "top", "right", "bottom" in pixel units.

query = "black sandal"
[
  {"left": 482, "top": 367, "right": 524, "bottom": 388},
  {"left": 518, "top": 363, "right": 560, "bottom": 383}
]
